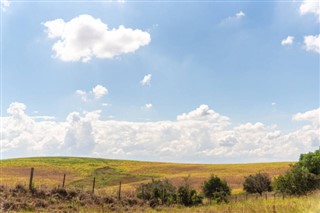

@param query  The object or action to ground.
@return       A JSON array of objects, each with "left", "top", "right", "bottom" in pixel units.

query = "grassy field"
[{"left": 1, "top": 157, "right": 291, "bottom": 194}]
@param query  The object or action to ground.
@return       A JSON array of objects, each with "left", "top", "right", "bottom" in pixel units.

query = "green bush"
[
  {"left": 136, "top": 179, "right": 176, "bottom": 205},
  {"left": 202, "top": 175, "right": 231, "bottom": 203},
  {"left": 176, "top": 176, "right": 203, "bottom": 206},
  {"left": 243, "top": 172, "right": 272, "bottom": 195},
  {"left": 274, "top": 164, "right": 318, "bottom": 195}
]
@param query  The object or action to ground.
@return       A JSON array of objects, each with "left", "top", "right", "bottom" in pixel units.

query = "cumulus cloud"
[
  {"left": 92, "top": 85, "right": 108, "bottom": 99},
  {"left": 1, "top": 0, "right": 10, "bottom": 11},
  {"left": 76, "top": 85, "right": 108, "bottom": 102},
  {"left": 1, "top": 103, "right": 319, "bottom": 163},
  {"left": 281, "top": 36, "right": 294, "bottom": 46},
  {"left": 292, "top": 108, "right": 320, "bottom": 126},
  {"left": 140, "top": 74, "right": 152, "bottom": 86},
  {"left": 235, "top": 11, "right": 246, "bottom": 18},
  {"left": 300, "top": 0, "right": 320, "bottom": 21},
  {"left": 44, "top": 14, "right": 151, "bottom": 62},
  {"left": 177, "top": 105, "right": 230, "bottom": 126},
  {"left": 303, "top": 34, "right": 320, "bottom": 53},
  {"left": 144, "top": 103, "right": 153, "bottom": 109}
]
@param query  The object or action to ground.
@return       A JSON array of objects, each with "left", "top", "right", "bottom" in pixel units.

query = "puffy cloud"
[
  {"left": 292, "top": 108, "right": 320, "bottom": 126},
  {"left": 300, "top": 0, "right": 320, "bottom": 21},
  {"left": 92, "top": 85, "right": 108, "bottom": 99},
  {"left": 44, "top": 14, "right": 151, "bottom": 62},
  {"left": 235, "top": 11, "right": 245, "bottom": 18},
  {"left": 1, "top": 103, "right": 319, "bottom": 163},
  {"left": 75, "top": 84, "right": 108, "bottom": 102},
  {"left": 75, "top": 90, "right": 87, "bottom": 102},
  {"left": 1, "top": 0, "right": 10, "bottom": 11},
  {"left": 303, "top": 34, "right": 320, "bottom": 53},
  {"left": 177, "top": 105, "right": 230, "bottom": 125},
  {"left": 144, "top": 103, "right": 153, "bottom": 109},
  {"left": 281, "top": 36, "right": 294, "bottom": 46},
  {"left": 140, "top": 74, "right": 152, "bottom": 86}
]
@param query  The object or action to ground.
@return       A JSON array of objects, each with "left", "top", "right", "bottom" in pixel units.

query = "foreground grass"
[
  {"left": 1, "top": 184, "right": 319, "bottom": 213},
  {"left": 1, "top": 157, "right": 291, "bottom": 193}
]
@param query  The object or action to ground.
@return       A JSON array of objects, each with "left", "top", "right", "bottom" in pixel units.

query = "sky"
[{"left": 0, "top": 0, "right": 319, "bottom": 163}]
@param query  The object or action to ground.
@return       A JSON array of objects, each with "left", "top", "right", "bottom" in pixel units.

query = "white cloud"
[
  {"left": 1, "top": 0, "right": 10, "bottom": 11},
  {"left": 1, "top": 103, "right": 319, "bottom": 163},
  {"left": 272, "top": 102, "right": 276, "bottom": 106},
  {"left": 144, "top": 103, "right": 153, "bottom": 109},
  {"left": 44, "top": 14, "right": 151, "bottom": 62},
  {"left": 281, "top": 36, "right": 294, "bottom": 46},
  {"left": 140, "top": 74, "right": 152, "bottom": 86},
  {"left": 92, "top": 85, "right": 108, "bottom": 99},
  {"left": 292, "top": 108, "right": 320, "bottom": 126},
  {"left": 235, "top": 11, "right": 246, "bottom": 18},
  {"left": 102, "top": 103, "right": 111, "bottom": 107},
  {"left": 75, "top": 85, "right": 108, "bottom": 102},
  {"left": 300, "top": 0, "right": 320, "bottom": 21},
  {"left": 75, "top": 90, "right": 87, "bottom": 102},
  {"left": 303, "top": 34, "right": 320, "bottom": 53}
]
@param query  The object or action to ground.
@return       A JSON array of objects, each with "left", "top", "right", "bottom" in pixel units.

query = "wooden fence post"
[
  {"left": 29, "top": 167, "right": 34, "bottom": 191},
  {"left": 118, "top": 181, "right": 122, "bottom": 200},
  {"left": 265, "top": 192, "right": 268, "bottom": 200},
  {"left": 92, "top": 177, "right": 96, "bottom": 194},
  {"left": 62, "top": 174, "right": 66, "bottom": 188},
  {"left": 141, "top": 184, "right": 144, "bottom": 200}
]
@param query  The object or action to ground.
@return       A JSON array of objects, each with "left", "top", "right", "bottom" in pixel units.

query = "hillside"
[{"left": 0, "top": 157, "right": 292, "bottom": 194}]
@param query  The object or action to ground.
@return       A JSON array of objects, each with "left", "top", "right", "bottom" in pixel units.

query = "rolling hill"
[{"left": 1, "top": 157, "right": 292, "bottom": 194}]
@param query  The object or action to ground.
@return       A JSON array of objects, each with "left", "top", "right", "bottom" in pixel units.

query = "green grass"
[{"left": 1, "top": 156, "right": 292, "bottom": 193}]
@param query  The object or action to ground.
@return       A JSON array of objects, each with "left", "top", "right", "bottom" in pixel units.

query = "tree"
[
  {"left": 202, "top": 175, "right": 231, "bottom": 203},
  {"left": 243, "top": 172, "right": 272, "bottom": 196},
  {"left": 176, "top": 176, "right": 203, "bottom": 206},
  {"left": 298, "top": 149, "right": 320, "bottom": 175},
  {"left": 273, "top": 165, "right": 318, "bottom": 195},
  {"left": 136, "top": 179, "right": 176, "bottom": 206}
]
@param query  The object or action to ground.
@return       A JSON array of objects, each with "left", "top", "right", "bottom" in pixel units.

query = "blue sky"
[{"left": 1, "top": 0, "right": 319, "bottom": 163}]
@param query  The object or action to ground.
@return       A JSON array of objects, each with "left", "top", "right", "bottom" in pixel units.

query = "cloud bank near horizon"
[{"left": 1, "top": 103, "right": 319, "bottom": 163}]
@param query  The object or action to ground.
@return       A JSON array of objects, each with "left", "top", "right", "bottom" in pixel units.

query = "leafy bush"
[
  {"left": 298, "top": 149, "right": 320, "bottom": 175},
  {"left": 202, "top": 175, "right": 231, "bottom": 203},
  {"left": 274, "top": 165, "right": 318, "bottom": 195},
  {"left": 243, "top": 172, "right": 272, "bottom": 195},
  {"left": 176, "top": 176, "right": 203, "bottom": 206},
  {"left": 136, "top": 179, "right": 176, "bottom": 206}
]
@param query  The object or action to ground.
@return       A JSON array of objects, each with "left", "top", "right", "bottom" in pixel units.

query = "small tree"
[
  {"left": 202, "top": 175, "right": 231, "bottom": 203},
  {"left": 243, "top": 172, "right": 272, "bottom": 196},
  {"left": 177, "top": 176, "right": 203, "bottom": 206},
  {"left": 136, "top": 179, "right": 176, "bottom": 205},
  {"left": 274, "top": 165, "right": 318, "bottom": 195},
  {"left": 298, "top": 149, "right": 320, "bottom": 175}
]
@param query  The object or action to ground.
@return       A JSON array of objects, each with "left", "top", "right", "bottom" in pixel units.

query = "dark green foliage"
[
  {"left": 243, "top": 173, "right": 272, "bottom": 195},
  {"left": 202, "top": 175, "right": 231, "bottom": 203},
  {"left": 274, "top": 165, "right": 318, "bottom": 195},
  {"left": 298, "top": 149, "right": 320, "bottom": 175},
  {"left": 176, "top": 176, "right": 203, "bottom": 206},
  {"left": 136, "top": 179, "right": 176, "bottom": 205}
]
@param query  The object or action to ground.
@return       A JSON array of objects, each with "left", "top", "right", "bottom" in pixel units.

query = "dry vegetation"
[{"left": 0, "top": 157, "right": 291, "bottom": 193}]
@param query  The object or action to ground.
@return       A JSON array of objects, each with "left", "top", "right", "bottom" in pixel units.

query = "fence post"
[
  {"left": 265, "top": 192, "right": 268, "bottom": 200},
  {"left": 282, "top": 193, "right": 284, "bottom": 200},
  {"left": 62, "top": 174, "right": 66, "bottom": 188},
  {"left": 234, "top": 195, "right": 237, "bottom": 202},
  {"left": 141, "top": 184, "right": 144, "bottom": 200},
  {"left": 118, "top": 181, "right": 122, "bottom": 200},
  {"left": 29, "top": 167, "right": 34, "bottom": 191},
  {"left": 92, "top": 177, "right": 96, "bottom": 194}
]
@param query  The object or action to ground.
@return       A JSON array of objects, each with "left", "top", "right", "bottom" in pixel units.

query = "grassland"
[
  {"left": 1, "top": 157, "right": 291, "bottom": 194},
  {"left": 2, "top": 157, "right": 320, "bottom": 212}
]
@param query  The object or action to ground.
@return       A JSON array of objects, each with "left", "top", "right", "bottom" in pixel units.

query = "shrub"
[
  {"left": 243, "top": 172, "right": 272, "bottom": 195},
  {"left": 202, "top": 175, "right": 231, "bottom": 203},
  {"left": 274, "top": 165, "right": 318, "bottom": 195},
  {"left": 136, "top": 179, "right": 176, "bottom": 205},
  {"left": 176, "top": 176, "right": 203, "bottom": 206}
]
